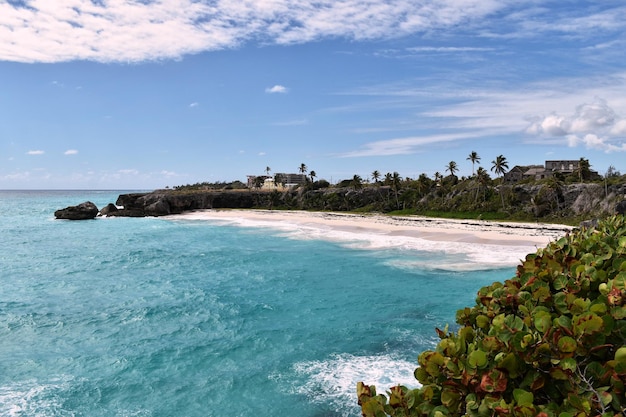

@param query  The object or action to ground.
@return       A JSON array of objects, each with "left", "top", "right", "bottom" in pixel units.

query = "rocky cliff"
[{"left": 105, "top": 182, "right": 626, "bottom": 223}]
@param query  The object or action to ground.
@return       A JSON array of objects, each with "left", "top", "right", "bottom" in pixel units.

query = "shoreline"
[{"left": 169, "top": 209, "right": 573, "bottom": 248}]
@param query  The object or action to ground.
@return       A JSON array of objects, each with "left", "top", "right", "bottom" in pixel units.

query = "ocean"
[{"left": 0, "top": 190, "right": 525, "bottom": 417}]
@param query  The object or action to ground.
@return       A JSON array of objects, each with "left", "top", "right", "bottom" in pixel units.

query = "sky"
[{"left": 1, "top": 1, "right": 626, "bottom": 190}]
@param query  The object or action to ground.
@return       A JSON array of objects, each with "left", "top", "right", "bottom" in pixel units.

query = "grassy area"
[{"left": 387, "top": 209, "right": 510, "bottom": 221}]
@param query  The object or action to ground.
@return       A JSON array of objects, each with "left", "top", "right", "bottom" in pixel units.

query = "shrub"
[{"left": 358, "top": 215, "right": 626, "bottom": 417}]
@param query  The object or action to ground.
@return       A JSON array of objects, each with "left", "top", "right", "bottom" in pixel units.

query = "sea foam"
[{"left": 177, "top": 216, "right": 538, "bottom": 270}]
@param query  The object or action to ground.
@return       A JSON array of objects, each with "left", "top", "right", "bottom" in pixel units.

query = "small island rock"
[
  {"left": 54, "top": 201, "right": 99, "bottom": 220},
  {"left": 99, "top": 203, "right": 119, "bottom": 216}
]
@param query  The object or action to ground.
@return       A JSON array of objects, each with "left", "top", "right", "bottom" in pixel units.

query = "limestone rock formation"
[
  {"left": 99, "top": 203, "right": 118, "bottom": 216},
  {"left": 54, "top": 201, "right": 99, "bottom": 220}
]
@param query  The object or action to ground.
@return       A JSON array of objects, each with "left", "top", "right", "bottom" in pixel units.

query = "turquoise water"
[{"left": 0, "top": 191, "right": 515, "bottom": 416}]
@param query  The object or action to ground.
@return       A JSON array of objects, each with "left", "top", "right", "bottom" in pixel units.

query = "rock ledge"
[{"left": 54, "top": 201, "right": 99, "bottom": 220}]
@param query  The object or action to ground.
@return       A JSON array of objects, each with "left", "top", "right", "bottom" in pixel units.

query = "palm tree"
[
  {"left": 467, "top": 151, "right": 481, "bottom": 176},
  {"left": 417, "top": 173, "right": 431, "bottom": 196},
  {"left": 446, "top": 161, "right": 459, "bottom": 177},
  {"left": 544, "top": 174, "right": 564, "bottom": 210},
  {"left": 265, "top": 166, "right": 271, "bottom": 176},
  {"left": 309, "top": 170, "right": 317, "bottom": 182},
  {"left": 575, "top": 157, "right": 591, "bottom": 183},
  {"left": 299, "top": 163, "right": 307, "bottom": 175},
  {"left": 490, "top": 155, "right": 509, "bottom": 178},
  {"left": 274, "top": 173, "right": 286, "bottom": 188},
  {"left": 371, "top": 170, "right": 381, "bottom": 184},
  {"left": 391, "top": 172, "right": 402, "bottom": 209},
  {"left": 351, "top": 174, "right": 363, "bottom": 190},
  {"left": 491, "top": 155, "right": 509, "bottom": 209},
  {"left": 475, "top": 167, "right": 491, "bottom": 202}
]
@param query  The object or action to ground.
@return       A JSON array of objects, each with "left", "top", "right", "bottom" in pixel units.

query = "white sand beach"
[
  {"left": 169, "top": 210, "right": 575, "bottom": 271},
  {"left": 173, "top": 209, "right": 572, "bottom": 247}
]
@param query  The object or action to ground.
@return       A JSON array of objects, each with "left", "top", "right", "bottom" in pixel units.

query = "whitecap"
[{"left": 288, "top": 353, "right": 418, "bottom": 416}]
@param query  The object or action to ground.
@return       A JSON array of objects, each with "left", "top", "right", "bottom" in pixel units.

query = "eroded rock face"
[
  {"left": 54, "top": 201, "right": 99, "bottom": 220},
  {"left": 616, "top": 200, "right": 626, "bottom": 216},
  {"left": 99, "top": 203, "right": 118, "bottom": 216}
]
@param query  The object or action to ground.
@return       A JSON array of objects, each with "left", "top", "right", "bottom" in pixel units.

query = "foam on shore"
[{"left": 167, "top": 210, "right": 573, "bottom": 270}]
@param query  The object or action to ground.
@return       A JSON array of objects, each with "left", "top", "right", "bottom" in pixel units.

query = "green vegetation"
[
  {"left": 171, "top": 180, "right": 247, "bottom": 191},
  {"left": 167, "top": 156, "right": 624, "bottom": 224},
  {"left": 357, "top": 215, "right": 626, "bottom": 417}
]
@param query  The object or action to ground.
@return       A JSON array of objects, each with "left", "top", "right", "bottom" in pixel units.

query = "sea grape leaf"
[
  {"left": 468, "top": 350, "right": 488, "bottom": 369},
  {"left": 513, "top": 389, "right": 534, "bottom": 406},
  {"left": 560, "top": 358, "right": 577, "bottom": 372},
  {"left": 533, "top": 310, "right": 552, "bottom": 333},
  {"left": 553, "top": 292, "right": 569, "bottom": 315},
  {"left": 557, "top": 336, "right": 578, "bottom": 353},
  {"left": 573, "top": 313, "right": 604, "bottom": 336},
  {"left": 553, "top": 274, "right": 568, "bottom": 291}
]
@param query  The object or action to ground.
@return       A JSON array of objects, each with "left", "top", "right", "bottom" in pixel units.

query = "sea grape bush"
[{"left": 358, "top": 215, "right": 626, "bottom": 417}]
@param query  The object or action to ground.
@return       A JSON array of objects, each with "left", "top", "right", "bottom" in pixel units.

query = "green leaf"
[
  {"left": 533, "top": 310, "right": 552, "bottom": 333},
  {"left": 573, "top": 313, "right": 604, "bottom": 336},
  {"left": 513, "top": 389, "right": 534, "bottom": 406},
  {"left": 553, "top": 274, "right": 568, "bottom": 290},
  {"left": 476, "top": 315, "right": 490, "bottom": 329},
  {"left": 557, "top": 336, "right": 577, "bottom": 353},
  {"left": 614, "top": 272, "right": 626, "bottom": 290},
  {"left": 560, "top": 358, "right": 577, "bottom": 372},
  {"left": 468, "top": 350, "right": 488, "bottom": 368}
]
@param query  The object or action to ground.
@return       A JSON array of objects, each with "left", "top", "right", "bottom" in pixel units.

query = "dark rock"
[
  {"left": 55, "top": 201, "right": 99, "bottom": 220},
  {"left": 106, "top": 208, "right": 147, "bottom": 217},
  {"left": 145, "top": 198, "right": 171, "bottom": 216},
  {"left": 617, "top": 200, "right": 626, "bottom": 215},
  {"left": 99, "top": 203, "right": 118, "bottom": 216}
]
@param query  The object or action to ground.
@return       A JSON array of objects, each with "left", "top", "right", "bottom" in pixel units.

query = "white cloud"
[
  {"left": 118, "top": 169, "right": 139, "bottom": 175},
  {"left": 64, "top": 149, "right": 78, "bottom": 155},
  {"left": 406, "top": 46, "right": 495, "bottom": 53},
  {"left": 0, "top": 0, "right": 579, "bottom": 64},
  {"left": 265, "top": 85, "right": 288, "bottom": 94},
  {"left": 189, "top": 102, "right": 199, "bottom": 108},
  {"left": 27, "top": 150, "right": 45, "bottom": 155},
  {"left": 338, "top": 73, "right": 626, "bottom": 157},
  {"left": 527, "top": 98, "right": 626, "bottom": 153},
  {"left": 161, "top": 170, "right": 179, "bottom": 177},
  {"left": 341, "top": 133, "right": 478, "bottom": 157}
]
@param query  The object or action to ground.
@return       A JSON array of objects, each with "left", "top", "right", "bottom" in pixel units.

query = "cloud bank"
[
  {"left": 2, "top": 1, "right": 624, "bottom": 63},
  {"left": 527, "top": 99, "right": 626, "bottom": 153},
  {"left": 340, "top": 74, "right": 626, "bottom": 157}
]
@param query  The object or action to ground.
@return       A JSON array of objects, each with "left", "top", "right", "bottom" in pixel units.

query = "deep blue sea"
[{"left": 0, "top": 190, "right": 518, "bottom": 417}]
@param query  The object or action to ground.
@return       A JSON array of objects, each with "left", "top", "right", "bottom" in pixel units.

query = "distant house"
[
  {"left": 545, "top": 160, "right": 580, "bottom": 174},
  {"left": 504, "top": 165, "right": 546, "bottom": 182},
  {"left": 274, "top": 173, "right": 307, "bottom": 187},
  {"left": 525, "top": 166, "right": 552, "bottom": 180},
  {"left": 246, "top": 173, "right": 307, "bottom": 189},
  {"left": 504, "top": 166, "right": 526, "bottom": 182},
  {"left": 503, "top": 160, "right": 593, "bottom": 183}
]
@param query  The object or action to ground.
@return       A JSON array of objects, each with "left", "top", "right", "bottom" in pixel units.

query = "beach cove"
[{"left": 1, "top": 191, "right": 575, "bottom": 416}]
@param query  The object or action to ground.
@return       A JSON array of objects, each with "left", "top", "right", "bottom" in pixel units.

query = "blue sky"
[{"left": 1, "top": 1, "right": 626, "bottom": 189}]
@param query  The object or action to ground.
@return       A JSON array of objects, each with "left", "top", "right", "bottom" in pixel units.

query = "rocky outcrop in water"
[
  {"left": 54, "top": 201, "right": 99, "bottom": 220},
  {"left": 99, "top": 203, "right": 118, "bottom": 216}
]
